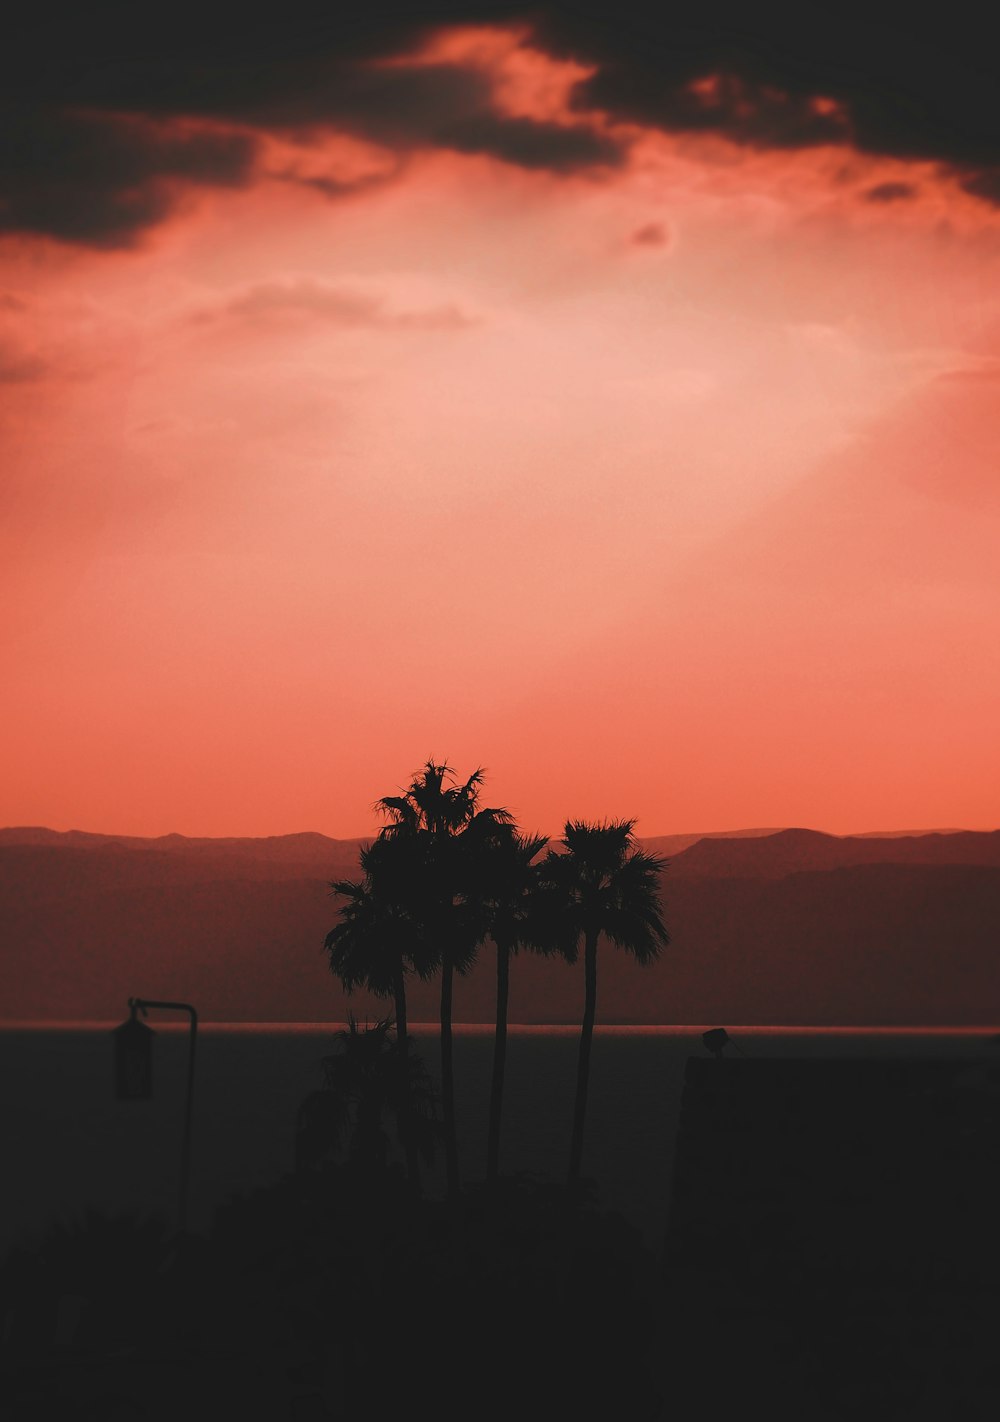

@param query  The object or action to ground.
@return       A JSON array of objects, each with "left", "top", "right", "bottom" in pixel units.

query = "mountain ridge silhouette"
[{"left": 2, "top": 824, "right": 998, "bottom": 1026}]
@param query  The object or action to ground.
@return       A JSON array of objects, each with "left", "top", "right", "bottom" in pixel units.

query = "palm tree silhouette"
[
  {"left": 325, "top": 836, "right": 435, "bottom": 1186},
  {"left": 461, "top": 820, "right": 553, "bottom": 1183},
  {"left": 540, "top": 820, "right": 668, "bottom": 1192},
  {"left": 295, "top": 1016, "right": 439, "bottom": 1176},
  {"left": 375, "top": 760, "right": 513, "bottom": 1199}
]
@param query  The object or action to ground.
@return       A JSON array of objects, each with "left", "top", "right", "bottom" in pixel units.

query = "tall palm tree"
[
  {"left": 540, "top": 819, "right": 669, "bottom": 1192},
  {"left": 376, "top": 760, "right": 513, "bottom": 1199},
  {"left": 325, "top": 836, "right": 435, "bottom": 1186},
  {"left": 461, "top": 820, "right": 552, "bottom": 1183}
]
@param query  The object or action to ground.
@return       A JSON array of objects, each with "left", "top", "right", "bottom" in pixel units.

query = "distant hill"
[
  {"left": 668, "top": 826, "right": 1000, "bottom": 878},
  {"left": 1, "top": 824, "right": 997, "bottom": 1026},
  {"left": 0, "top": 824, "right": 785, "bottom": 863},
  {"left": 0, "top": 826, "right": 366, "bottom": 874}
]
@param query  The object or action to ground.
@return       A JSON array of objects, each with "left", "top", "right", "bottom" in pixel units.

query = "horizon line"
[
  {"left": 3, "top": 1020, "right": 998, "bottom": 1035},
  {"left": 0, "top": 822, "right": 990, "bottom": 844}
]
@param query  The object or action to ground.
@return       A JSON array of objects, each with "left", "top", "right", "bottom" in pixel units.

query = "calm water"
[{"left": 2, "top": 1022, "right": 995, "bottom": 1255}]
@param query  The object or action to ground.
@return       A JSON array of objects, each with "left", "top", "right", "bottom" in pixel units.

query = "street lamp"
[{"left": 112, "top": 997, "right": 198, "bottom": 1232}]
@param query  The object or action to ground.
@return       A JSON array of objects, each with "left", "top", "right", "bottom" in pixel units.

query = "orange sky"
[{"left": 3, "top": 24, "right": 999, "bottom": 840}]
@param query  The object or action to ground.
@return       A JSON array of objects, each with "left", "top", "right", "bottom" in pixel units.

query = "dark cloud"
[
  {"left": 252, "top": 61, "right": 623, "bottom": 170},
  {"left": 439, "top": 113, "right": 623, "bottom": 170},
  {"left": 4, "top": 1, "right": 1000, "bottom": 247},
  {"left": 535, "top": 4, "right": 1000, "bottom": 195},
  {"left": 630, "top": 221, "right": 669, "bottom": 247},
  {"left": 0, "top": 30, "right": 624, "bottom": 246},
  {"left": 235, "top": 61, "right": 492, "bottom": 138},
  {"left": 614, "top": 72, "right": 850, "bottom": 151},
  {"left": 865, "top": 182, "right": 916, "bottom": 203},
  {"left": 960, "top": 168, "right": 1000, "bottom": 204},
  {"left": 0, "top": 106, "right": 257, "bottom": 248},
  {"left": 276, "top": 171, "right": 397, "bottom": 201}
]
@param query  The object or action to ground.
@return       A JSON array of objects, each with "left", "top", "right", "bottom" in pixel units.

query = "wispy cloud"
[
  {"left": 0, "top": 340, "right": 46, "bottom": 382},
  {"left": 629, "top": 221, "right": 670, "bottom": 248},
  {"left": 195, "top": 276, "right": 481, "bottom": 332}
]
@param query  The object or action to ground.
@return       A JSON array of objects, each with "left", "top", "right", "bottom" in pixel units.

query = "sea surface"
[{"left": 2, "top": 1022, "right": 996, "bottom": 1257}]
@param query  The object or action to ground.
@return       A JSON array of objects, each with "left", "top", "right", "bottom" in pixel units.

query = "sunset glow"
[{"left": 3, "top": 19, "right": 999, "bottom": 840}]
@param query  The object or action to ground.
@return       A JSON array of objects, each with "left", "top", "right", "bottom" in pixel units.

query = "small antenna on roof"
[
  {"left": 702, "top": 1026, "right": 748, "bottom": 1057},
  {"left": 702, "top": 1027, "right": 730, "bottom": 1058}
]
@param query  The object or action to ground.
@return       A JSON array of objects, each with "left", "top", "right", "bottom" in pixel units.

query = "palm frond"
[
  {"left": 376, "top": 795, "right": 419, "bottom": 827},
  {"left": 561, "top": 817, "right": 637, "bottom": 870},
  {"left": 329, "top": 877, "right": 365, "bottom": 900},
  {"left": 474, "top": 805, "right": 516, "bottom": 830},
  {"left": 540, "top": 820, "right": 669, "bottom": 965}
]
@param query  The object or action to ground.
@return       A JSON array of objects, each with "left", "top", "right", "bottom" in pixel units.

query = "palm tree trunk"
[
  {"left": 394, "top": 969, "right": 421, "bottom": 1190},
  {"left": 568, "top": 928, "right": 598, "bottom": 1191},
  {"left": 486, "top": 938, "right": 510, "bottom": 1185},
  {"left": 440, "top": 954, "right": 460, "bottom": 1199}
]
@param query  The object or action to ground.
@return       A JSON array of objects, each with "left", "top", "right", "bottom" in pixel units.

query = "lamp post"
[{"left": 113, "top": 997, "right": 198, "bottom": 1233}]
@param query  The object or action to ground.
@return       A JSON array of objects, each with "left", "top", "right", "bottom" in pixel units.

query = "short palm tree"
[
  {"left": 295, "top": 1016, "right": 440, "bottom": 1176},
  {"left": 326, "top": 836, "right": 430, "bottom": 1046},
  {"left": 540, "top": 819, "right": 669, "bottom": 1191},
  {"left": 325, "top": 836, "right": 435, "bottom": 1186}
]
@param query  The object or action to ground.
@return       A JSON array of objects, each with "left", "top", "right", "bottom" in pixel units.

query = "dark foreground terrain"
[
  {"left": 3, "top": 1053, "right": 1000, "bottom": 1421},
  {"left": 1, "top": 1170, "right": 662, "bottom": 1422},
  {"left": 662, "top": 1054, "right": 1000, "bottom": 1419}
]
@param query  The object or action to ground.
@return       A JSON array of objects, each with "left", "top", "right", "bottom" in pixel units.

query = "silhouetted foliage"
[
  {"left": 458, "top": 820, "right": 559, "bottom": 1181},
  {"left": 540, "top": 819, "right": 668, "bottom": 1189},
  {"left": 325, "top": 842, "right": 441, "bottom": 1186},
  {"left": 207, "top": 1165, "right": 664, "bottom": 1422},
  {"left": 0, "top": 1207, "right": 182, "bottom": 1361},
  {"left": 294, "top": 1015, "right": 440, "bottom": 1175},
  {"left": 372, "top": 759, "right": 514, "bottom": 1199}
]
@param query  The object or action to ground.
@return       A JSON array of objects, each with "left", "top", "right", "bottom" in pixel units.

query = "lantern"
[{"left": 112, "top": 1008, "right": 155, "bottom": 1100}]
